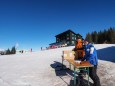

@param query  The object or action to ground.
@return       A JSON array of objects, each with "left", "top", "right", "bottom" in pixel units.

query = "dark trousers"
[
  {"left": 79, "top": 66, "right": 101, "bottom": 86},
  {"left": 89, "top": 65, "right": 101, "bottom": 86}
]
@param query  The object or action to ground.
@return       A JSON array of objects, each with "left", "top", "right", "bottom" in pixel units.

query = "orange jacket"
[
  {"left": 75, "top": 39, "right": 83, "bottom": 49},
  {"left": 74, "top": 39, "right": 85, "bottom": 59}
]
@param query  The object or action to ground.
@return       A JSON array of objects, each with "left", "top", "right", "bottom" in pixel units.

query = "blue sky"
[{"left": 0, "top": 0, "right": 115, "bottom": 51}]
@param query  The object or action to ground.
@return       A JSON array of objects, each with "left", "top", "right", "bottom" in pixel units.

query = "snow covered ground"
[{"left": 0, "top": 44, "right": 115, "bottom": 86}]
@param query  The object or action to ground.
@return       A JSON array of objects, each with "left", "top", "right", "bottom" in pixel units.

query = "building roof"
[{"left": 55, "top": 29, "right": 81, "bottom": 37}]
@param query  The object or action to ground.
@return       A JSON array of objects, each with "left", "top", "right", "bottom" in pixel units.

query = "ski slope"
[{"left": 0, "top": 44, "right": 115, "bottom": 86}]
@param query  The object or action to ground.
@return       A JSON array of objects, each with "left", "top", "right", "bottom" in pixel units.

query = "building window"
[
  {"left": 77, "top": 36, "right": 80, "bottom": 38},
  {"left": 67, "top": 41, "right": 69, "bottom": 44},
  {"left": 67, "top": 37, "right": 69, "bottom": 40},
  {"left": 66, "top": 34, "right": 69, "bottom": 36},
  {"left": 72, "top": 33, "right": 74, "bottom": 36},
  {"left": 72, "top": 37, "right": 74, "bottom": 40},
  {"left": 72, "top": 41, "right": 75, "bottom": 44},
  {"left": 57, "top": 38, "right": 60, "bottom": 42}
]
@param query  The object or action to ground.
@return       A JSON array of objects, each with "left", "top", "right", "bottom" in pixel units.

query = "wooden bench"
[{"left": 62, "top": 50, "right": 75, "bottom": 69}]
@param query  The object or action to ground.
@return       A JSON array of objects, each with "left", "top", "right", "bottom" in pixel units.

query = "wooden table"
[{"left": 62, "top": 58, "right": 93, "bottom": 86}]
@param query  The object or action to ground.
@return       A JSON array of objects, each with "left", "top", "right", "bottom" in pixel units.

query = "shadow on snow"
[
  {"left": 50, "top": 61, "right": 93, "bottom": 86},
  {"left": 97, "top": 46, "right": 115, "bottom": 62}
]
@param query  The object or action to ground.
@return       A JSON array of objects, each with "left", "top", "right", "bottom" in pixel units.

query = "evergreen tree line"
[
  {"left": 85, "top": 27, "right": 115, "bottom": 44},
  {"left": 6, "top": 46, "right": 16, "bottom": 55}
]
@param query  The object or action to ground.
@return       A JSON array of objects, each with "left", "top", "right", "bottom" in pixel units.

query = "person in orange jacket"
[{"left": 73, "top": 38, "right": 85, "bottom": 60}]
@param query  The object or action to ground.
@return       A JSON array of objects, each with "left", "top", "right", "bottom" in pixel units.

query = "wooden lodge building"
[{"left": 49, "top": 29, "right": 82, "bottom": 47}]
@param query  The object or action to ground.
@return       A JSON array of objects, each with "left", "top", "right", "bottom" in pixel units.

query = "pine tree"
[
  {"left": 85, "top": 27, "right": 115, "bottom": 44},
  {"left": 93, "top": 31, "right": 98, "bottom": 43},
  {"left": 85, "top": 33, "right": 92, "bottom": 43},
  {"left": 6, "top": 48, "right": 11, "bottom": 55},
  {"left": 113, "top": 28, "right": 115, "bottom": 43},
  {"left": 103, "top": 29, "right": 108, "bottom": 43},
  {"left": 11, "top": 46, "right": 16, "bottom": 54},
  {"left": 91, "top": 32, "right": 95, "bottom": 43},
  {"left": 109, "top": 28, "right": 115, "bottom": 43},
  {"left": 97, "top": 31, "right": 102, "bottom": 43}
]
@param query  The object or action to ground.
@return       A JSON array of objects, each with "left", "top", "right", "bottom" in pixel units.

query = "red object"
[{"left": 50, "top": 45, "right": 57, "bottom": 49}]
